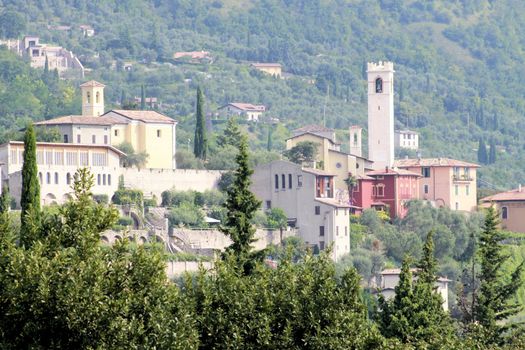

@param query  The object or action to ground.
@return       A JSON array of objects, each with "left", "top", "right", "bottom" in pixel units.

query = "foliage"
[
  {"left": 193, "top": 86, "right": 207, "bottom": 160},
  {"left": 216, "top": 116, "right": 242, "bottom": 148},
  {"left": 117, "top": 216, "right": 133, "bottom": 226},
  {"left": 217, "top": 171, "right": 235, "bottom": 192},
  {"left": 284, "top": 141, "right": 319, "bottom": 165},
  {"left": 20, "top": 124, "right": 40, "bottom": 248},
  {"left": 265, "top": 207, "right": 288, "bottom": 230},
  {"left": 92, "top": 194, "right": 109, "bottom": 204},
  {"left": 115, "top": 142, "right": 149, "bottom": 168},
  {"left": 168, "top": 202, "right": 206, "bottom": 228},
  {"left": 266, "top": 236, "right": 308, "bottom": 262}
]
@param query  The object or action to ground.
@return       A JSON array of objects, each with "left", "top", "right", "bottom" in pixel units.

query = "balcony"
[{"left": 452, "top": 174, "right": 473, "bottom": 182}]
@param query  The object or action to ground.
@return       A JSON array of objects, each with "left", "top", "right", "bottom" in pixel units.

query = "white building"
[
  {"left": 349, "top": 125, "right": 363, "bottom": 158},
  {"left": 251, "top": 160, "right": 351, "bottom": 261},
  {"left": 218, "top": 103, "right": 266, "bottom": 122},
  {"left": 395, "top": 129, "right": 419, "bottom": 150},
  {"left": 367, "top": 61, "right": 395, "bottom": 170},
  {"left": 379, "top": 268, "right": 450, "bottom": 311}
]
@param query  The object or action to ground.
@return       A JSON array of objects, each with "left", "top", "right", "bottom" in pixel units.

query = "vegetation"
[
  {"left": 284, "top": 141, "right": 319, "bottom": 165},
  {"left": 193, "top": 86, "right": 207, "bottom": 160},
  {"left": 115, "top": 142, "right": 148, "bottom": 168},
  {"left": 20, "top": 124, "right": 40, "bottom": 248}
]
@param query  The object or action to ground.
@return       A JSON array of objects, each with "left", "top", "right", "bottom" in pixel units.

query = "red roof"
[
  {"left": 34, "top": 115, "right": 123, "bottom": 126},
  {"left": 79, "top": 80, "right": 105, "bottom": 88},
  {"left": 481, "top": 188, "right": 525, "bottom": 202},
  {"left": 294, "top": 124, "right": 334, "bottom": 133},
  {"left": 223, "top": 103, "right": 266, "bottom": 112},
  {"left": 315, "top": 198, "right": 352, "bottom": 208},
  {"left": 106, "top": 110, "right": 176, "bottom": 124},
  {"left": 173, "top": 51, "right": 211, "bottom": 59},
  {"left": 394, "top": 158, "right": 479, "bottom": 168},
  {"left": 366, "top": 168, "right": 421, "bottom": 177},
  {"left": 302, "top": 168, "right": 336, "bottom": 176}
]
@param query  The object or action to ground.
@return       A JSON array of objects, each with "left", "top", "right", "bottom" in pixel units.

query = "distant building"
[
  {"left": 379, "top": 268, "right": 450, "bottom": 311},
  {"left": 173, "top": 51, "right": 213, "bottom": 64},
  {"left": 394, "top": 157, "right": 479, "bottom": 211},
  {"left": 349, "top": 125, "right": 363, "bottom": 158},
  {"left": 133, "top": 96, "right": 160, "bottom": 109},
  {"left": 354, "top": 168, "right": 421, "bottom": 219},
  {"left": 250, "top": 63, "right": 282, "bottom": 77},
  {"left": 481, "top": 186, "right": 525, "bottom": 233},
  {"left": 395, "top": 129, "right": 419, "bottom": 150},
  {"left": 79, "top": 25, "right": 95, "bottom": 37},
  {"left": 218, "top": 103, "right": 266, "bottom": 122},
  {"left": 251, "top": 160, "right": 351, "bottom": 261}
]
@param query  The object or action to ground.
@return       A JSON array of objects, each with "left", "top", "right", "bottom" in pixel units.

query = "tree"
[
  {"left": 20, "top": 124, "right": 40, "bottom": 247},
  {"left": 488, "top": 139, "right": 496, "bottom": 164},
  {"left": 220, "top": 135, "right": 262, "bottom": 274},
  {"left": 216, "top": 117, "right": 242, "bottom": 148},
  {"left": 266, "top": 125, "right": 273, "bottom": 151},
  {"left": 116, "top": 142, "right": 149, "bottom": 168},
  {"left": 477, "top": 138, "right": 488, "bottom": 165},
  {"left": 0, "top": 185, "right": 11, "bottom": 237},
  {"left": 472, "top": 206, "right": 524, "bottom": 345},
  {"left": 284, "top": 141, "right": 319, "bottom": 165},
  {"left": 193, "top": 87, "right": 207, "bottom": 160},
  {"left": 140, "top": 84, "right": 146, "bottom": 110},
  {"left": 0, "top": 11, "right": 26, "bottom": 39}
]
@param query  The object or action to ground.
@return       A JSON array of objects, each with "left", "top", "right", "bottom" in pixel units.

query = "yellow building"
[
  {"left": 250, "top": 63, "right": 282, "bottom": 77},
  {"left": 35, "top": 80, "right": 177, "bottom": 169},
  {"left": 394, "top": 158, "right": 479, "bottom": 212},
  {"left": 285, "top": 125, "right": 371, "bottom": 192},
  {"left": 481, "top": 186, "right": 525, "bottom": 233}
]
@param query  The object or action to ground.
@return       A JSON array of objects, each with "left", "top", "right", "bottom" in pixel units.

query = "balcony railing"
[{"left": 452, "top": 174, "right": 473, "bottom": 182}]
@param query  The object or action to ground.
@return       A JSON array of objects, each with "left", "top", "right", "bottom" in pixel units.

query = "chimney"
[
  {"left": 385, "top": 166, "right": 389, "bottom": 173},
  {"left": 519, "top": 184, "right": 522, "bottom": 192}
]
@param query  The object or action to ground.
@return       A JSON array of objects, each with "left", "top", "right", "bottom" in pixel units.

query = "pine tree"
[
  {"left": 474, "top": 206, "right": 524, "bottom": 345},
  {"left": 0, "top": 185, "right": 10, "bottom": 237},
  {"left": 220, "top": 135, "right": 262, "bottom": 274},
  {"left": 216, "top": 117, "right": 241, "bottom": 148},
  {"left": 20, "top": 124, "right": 41, "bottom": 247},
  {"left": 266, "top": 126, "right": 273, "bottom": 151},
  {"left": 489, "top": 139, "right": 496, "bottom": 164},
  {"left": 477, "top": 138, "right": 488, "bottom": 165},
  {"left": 140, "top": 84, "right": 146, "bottom": 110},
  {"left": 193, "top": 87, "right": 207, "bottom": 160}
]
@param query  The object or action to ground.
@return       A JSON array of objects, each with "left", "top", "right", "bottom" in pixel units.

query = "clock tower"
[{"left": 367, "top": 61, "right": 394, "bottom": 170}]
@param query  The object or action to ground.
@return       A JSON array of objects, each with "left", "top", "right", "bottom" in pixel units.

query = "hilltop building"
[
  {"left": 251, "top": 160, "right": 351, "bottom": 261},
  {"left": 173, "top": 51, "right": 213, "bottom": 64},
  {"left": 218, "top": 103, "right": 266, "bottom": 122},
  {"left": 481, "top": 186, "right": 525, "bottom": 233},
  {"left": 250, "top": 63, "right": 282, "bottom": 77},
  {"left": 395, "top": 129, "right": 419, "bottom": 150},
  {"left": 394, "top": 157, "right": 479, "bottom": 211}
]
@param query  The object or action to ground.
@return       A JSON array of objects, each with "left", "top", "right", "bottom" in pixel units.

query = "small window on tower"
[
  {"left": 86, "top": 92, "right": 91, "bottom": 104},
  {"left": 375, "top": 77, "right": 383, "bottom": 93},
  {"left": 96, "top": 91, "right": 100, "bottom": 103}
]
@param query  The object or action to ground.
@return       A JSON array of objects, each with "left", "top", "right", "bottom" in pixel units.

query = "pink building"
[{"left": 353, "top": 168, "right": 421, "bottom": 219}]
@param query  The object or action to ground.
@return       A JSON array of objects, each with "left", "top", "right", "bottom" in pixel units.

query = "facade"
[
  {"left": 218, "top": 103, "right": 266, "bottom": 121},
  {"left": 367, "top": 61, "right": 395, "bottom": 170},
  {"left": 349, "top": 125, "right": 363, "bottom": 157},
  {"left": 353, "top": 168, "right": 421, "bottom": 219},
  {"left": 394, "top": 158, "right": 479, "bottom": 211},
  {"left": 251, "top": 160, "right": 351, "bottom": 261},
  {"left": 0, "top": 141, "right": 123, "bottom": 206},
  {"left": 35, "top": 81, "right": 177, "bottom": 169},
  {"left": 379, "top": 268, "right": 450, "bottom": 311},
  {"left": 481, "top": 186, "right": 525, "bottom": 233},
  {"left": 395, "top": 129, "right": 419, "bottom": 150},
  {"left": 250, "top": 63, "right": 282, "bottom": 77}
]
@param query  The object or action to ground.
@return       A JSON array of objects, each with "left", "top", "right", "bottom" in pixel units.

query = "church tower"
[
  {"left": 367, "top": 61, "right": 394, "bottom": 169},
  {"left": 80, "top": 80, "right": 105, "bottom": 117},
  {"left": 349, "top": 125, "right": 362, "bottom": 158}
]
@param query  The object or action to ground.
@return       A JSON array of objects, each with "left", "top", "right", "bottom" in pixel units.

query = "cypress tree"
[
  {"left": 477, "top": 138, "right": 487, "bottom": 165},
  {"left": 20, "top": 124, "right": 41, "bottom": 247},
  {"left": 474, "top": 206, "right": 524, "bottom": 345},
  {"left": 0, "top": 185, "right": 10, "bottom": 236},
  {"left": 193, "top": 87, "right": 207, "bottom": 160},
  {"left": 220, "top": 135, "right": 262, "bottom": 274},
  {"left": 266, "top": 126, "right": 273, "bottom": 152},
  {"left": 120, "top": 90, "right": 126, "bottom": 106},
  {"left": 140, "top": 84, "right": 146, "bottom": 110},
  {"left": 488, "top": 139, "right": 496, "bottom": 164}
]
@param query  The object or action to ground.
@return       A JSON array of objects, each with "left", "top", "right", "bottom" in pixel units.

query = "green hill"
[{"left": 1, "top": 0, "right": 524, "bottom": 188}]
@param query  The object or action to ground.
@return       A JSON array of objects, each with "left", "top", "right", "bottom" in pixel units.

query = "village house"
[
  {"left": 395, "top": 129, "right": 419, "bottom": 150},
  {"left": 394, "top": 157, "right": 479, "bottom": 211},
  {"left": 79, "top": 25, "right": 95, "bottom": 37},
  {"left": 251, "top": 160, "right": 351, "bottom": 261},
  {"left": 250, "top": 63, "right": 282, "bottom": 77},
  {"left": 481, "top": 186, "right": 525, "bottom": 233},
  {"left": 218, "top": 103, "right": 266, "bottom": 122},
  {"left": 173, "top": 51, "right": 213, "bottom": 64}
]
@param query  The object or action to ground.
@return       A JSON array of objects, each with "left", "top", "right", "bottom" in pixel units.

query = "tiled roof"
[
  {"left": 251, "top": 63, "right": 282, "bottom": 68},
  {"left": 108, "top": 110, "right": 176, "bottom": 124},
  {"left": 173, "top": 51, "right": 211, "bottom": 59},
  {"left": 366, "top": 168, "right": 422, "bottom": 177},
  {"left": 395, "top": 129, "right": 418, "bottom": 135},
  {"left": 394, "top": 158, "right": 479, "bottom": 168},
  {"left": 34, "top": 115, "right": 122, "bottom": 126},
  {"left": 294, "top": 124, "right": 334, "bottom": 133},
  {"left": 481, "top": 188, "right": 525, "bottom": 202},
  {"left": 224, "top": 103, "right": 266, "bottom": 112},
  {"left": 314, "top": 198, "right": 352, "bottom": 208},
  {"left": 381, "top": 268, "right": 450, "bottom": 282},
  {"left": 79, "top": 80, "right": 105, "bottom": 87},
  {"left": 302, "top": 168, "right": 336, "bottom": 176}
]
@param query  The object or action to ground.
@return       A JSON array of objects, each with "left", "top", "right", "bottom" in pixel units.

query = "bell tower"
[
  {"left": 367, "top": 61, "right": 394, "bottom": 169},
  {"left": 80, "top": 80, "right": 105, "bottom": 117},
  {"left": 349, "top": 125, "right": 362, "bottom": 158}
]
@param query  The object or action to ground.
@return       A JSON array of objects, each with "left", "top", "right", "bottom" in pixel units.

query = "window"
[
  {"left": 46, "top": 151, "right": 53, "bottom": 165},
  {"left": 466, "top": 185, "right": 470, "bottom": 196},
  {"left": 156, "top": 129, "right": 162, "bottom": 138},
  {"left": 114, "top": 129, "right": 119, "bottom": 137},
  {"left": 80, "top": 152, "right": 89, "bottom": 166},
  {"left": 97, "top": 174, "right": 101, "bottom": 185},
  {"left": 46, "top": 172, "right": 51, "bottom": 184},
  {"left": 77, "top": 134, "right": 81, "bottom": 143},
  {"left": 66, "top": 152, "right": 78, "bottom": 166},
  {"left": 275, "top": 174, "right": 279, "bottom": 189},
  {"left": 95, "top": 91, "right": 100, "bottom": 103},
  {"left": 288, "top": 174, "right": 292, "bottom": 189},
  {"left": 319, "top": 241, "right": 325, "bottom": 251},
  {"left": 455, "top": 202, "right": 459, "bottom": 210},
  {"left": 336, "top": 226, "right": 339, "bottom": 236},
  {"left": 464, "top": 167, "right": 470, "bottom": 179},
  {"left": 336, "top": 208, "right": 339, "bottom": 216},
  {"left": 375, "top": 77, "right": 383, "bottom": 93},
  {"left": 377, "top": 184, "right": 385, "bottom": 197},
  {"left": 66, "top": 173, "right": 71, "bottom": 185},
  {"left": 38, "top": 172, "right": 42, "bottom": 183},
  {"left": 502, "top": 206, "right": 508, "bottom": 219},
  {"left": 319, "top": 226, "right": 325, "bottom": 237},
  {"left": 281, "top": 174, "right": 286, "bottom": 189},
  {"left": 345, "top": 226, "right": 348, "bottom": 236},
  {"left": 266, "top": 200, "right": 272, "bottom": 210},
  {"left": 422, "top": 167, "right": 431, "bottom": 178},
  {"left": 315, "top": 206, "right": 320, "bottom": 215},
  {"left": 455, "top": 185, "right": 459, "bottom": 196},
  {"left": 108, "top": 174, "right": 111, "bottom": 186},
  {"left": 424, "top": 185, "right": 429, "bottom": 194},
  {"left": 54, "top": 172, "right": 59, "bottom": 184},
  {"left": 10, "top": 149, "right": 17, "bottom": 164},
  {"left": 36, "top": 151, "right": 44, "bottom": 164},
  {"left": 104, "top": 135, "right": 108, "bottom": 144},
  {"left": 453, "top": 167, "right": 460, "bottom": 178},
  {"left": 297, "top": 175, "right": 303, "bottom": 187},
  {"left": 86, "top": 91, "right": 91, "bottom": 104},
  {"left": 92, "top": 153, "right": 107, "bottom": 166},
  {"left": 103, "top": 174, "right": 107, "bottom": 185},
  {"left": 55, "top": 152, "right": 63, "bottom": 165},
  {"left": 372, "top": 185, "right": 377, "bottom": 196},
  {"left": 63, "top": 134, "right": 69, "bottom": 143}
]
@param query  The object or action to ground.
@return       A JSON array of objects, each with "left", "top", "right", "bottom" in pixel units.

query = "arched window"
[
  {"left": 66, "top": 173, "right": 71, "bottom": 185},
  {"left": 38, "top": 172, "right": 42, "bottom": 183},
  {"left": 46, "top": 172, "right": 51, "bottom": 184},
  {"left": 502, "top": 206, "right": 508, "bottom": 220},
  {"left": 108, "top": 174, "right": 112, "bottom": 186},
  {"left": 97, "top": 174, "right": 101, "bottom": 185},
  {"left": 375, "top": 77, "right": 383, "bottom": 93},
  {"left": 86, "top": 91, "right": 91, "bottom": 104},
  {"left": 95, "top": 91, "right": 100, "bottom": 103},
  {"left": 274, "top": 174, "right": 279, "bottom": 189},
  {"left": 281, "top": 174, "right": 286, "bottom": 189},
  {"left": 54, "top": 172, "right": 59, "bottom": 184}
]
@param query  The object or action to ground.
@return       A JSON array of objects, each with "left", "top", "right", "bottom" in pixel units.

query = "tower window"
[
  {"left": 157, "top": 129, "right": 161, "bottom": 137},
  {"left": 86, "top": 92, "right": 91, "bottom": 104},
  {"left": 375, "top": 77, "right": 383, "bottom": 93},
  {"left": 281, "top": 174, "right": 286, "bottom": 189},
  {"left": 275, "top": 174, "right": 279, "bottom": 189},
  {"left": 502, "top": 206, "right": 508, "bottom": 219},
  {"left": 96, "top": 91, "right": 100, "bottom": 103},
  {"left": 114, "top": 129, "right": 119, "bottom": 137}
]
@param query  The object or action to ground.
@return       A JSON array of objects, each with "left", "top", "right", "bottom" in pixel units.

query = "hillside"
[{"left": 1, "top": 0, "right": 525, "bottom": 188}]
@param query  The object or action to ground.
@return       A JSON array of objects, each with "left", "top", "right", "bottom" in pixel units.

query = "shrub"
[{"left": 93, "top": 194, "right": 109, "bottom": 204}]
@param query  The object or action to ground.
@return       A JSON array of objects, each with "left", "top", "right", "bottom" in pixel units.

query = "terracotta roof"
[
  {"left": 173, "top": 51, "right": 211, "bottom": 59},
  {"left": 366, "top": 168, "right": 422, "bottom": 177},
  {"left": 286, "top": 132, "right": 340, "bottom": 145},
  {"left": 395, "top": 129, "right": 418, "bottom": 135},
  {"left": 481, "top": 188, "right": 525, "bottom": 202},
  {"left": 302, "top": 168, "right": 336, "bottom": 176},
  {"left": 394, "top": 158, "right": 479, "bottom": 168},
  {"left": 7, "top": 141, "right": 126, "bottom": 157},
  {"left": 315, "top": 198, "right": 352, "bottom": 208},
  {"left": 381, "top": 268, "right": 451, "bottom": 282},
  {"left": 79, "top": 80, "right": 105, "bottom": 88},
  {"left": 222, "top": 103, "right": 266, "bottom": 112},
  {"left": 251, "top": 63, "right": 282, "bottom": 68},
  {"left": 294, "top": 124, "right": 334, "bottom": 133},
  {"left": 107, "top": 110, "right": 176, "bottom": 124},
  {"left": 34, "top": 115, "right": 123, "bottom": 126}
]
